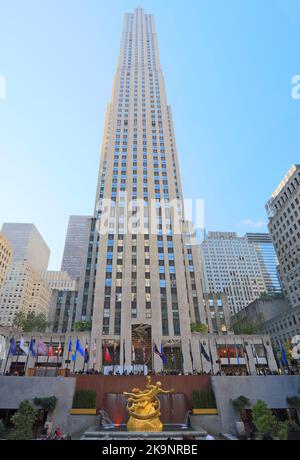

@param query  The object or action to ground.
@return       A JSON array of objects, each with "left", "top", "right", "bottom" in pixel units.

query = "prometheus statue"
[{"left": 123, "top": 376, "right": 174, "bottom": 432}]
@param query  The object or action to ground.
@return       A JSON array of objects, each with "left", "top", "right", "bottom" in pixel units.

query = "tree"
[
  {"left": 8, "top": 400, "right": 38, "bottom": 440},
  {"left": 0, "top": 419, "right": 5, "bottom": 436},
  {"left": 13, "top": 311, "right": 49, "bottom": 332},
  {"left": 251, "top": 400, "right": 277, "bottom": 439},
  {"left": 34, "top": 396, "right": 57, "bottom": 413},
  {"left": 191, "top": 322, "right": 207, "bottom": 333},
  {"left": 74, "top": 320, "right": 92, "bottom": 331}
]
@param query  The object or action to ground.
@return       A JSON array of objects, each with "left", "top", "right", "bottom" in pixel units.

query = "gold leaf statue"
[{"left": 123, "top": 376, "right": 174, "bottom": 432}]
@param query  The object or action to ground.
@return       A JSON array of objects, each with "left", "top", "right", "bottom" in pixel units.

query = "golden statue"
[{"left": 123, "top": 376, "right": 174, "bottom": 432}]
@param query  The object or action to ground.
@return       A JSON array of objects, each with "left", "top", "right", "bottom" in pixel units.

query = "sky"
[{"left": 0, "top": 0, "right": 300, "bottom": 270}]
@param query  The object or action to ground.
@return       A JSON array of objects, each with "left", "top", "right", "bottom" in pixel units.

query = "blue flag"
[
  {"left": 9, "top": 338, "right": 17, "bottom": 355},
  {"left": 72, "top": 338, "right": 84, "bottom": 361},
  {"left": 29, "top": 338, "right": 37, "bottom": 356},
  {"left": 160, "top": 343, "right": 167, "bottom": 365},
  {"left": 278, "top": 339, "right": 287, "bottom": 367},
  {"left": 68, "top": 338, "right": 73, "bottom": 353}
]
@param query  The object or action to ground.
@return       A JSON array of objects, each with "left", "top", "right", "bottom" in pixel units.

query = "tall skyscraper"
[
  {"left": 266, "top": 164, "right": 300, "bottom": 308},
  {"left": 0, "top": 233, "right": 12, "bottom": 292},
  {"left": 75, "top": 8, "right": 207, "bottom": 370},
  {"left": 245, "top": 233, "right": 282, "bottom": 294},
  {"left": 199, "top": 232, "right": 267, "bottom": 314},
  {"left": 61, "top": 215, "right": 91, "bottom": 279},
  {"left": 1, "top": 223, "right": 50, "bottom": 271}
]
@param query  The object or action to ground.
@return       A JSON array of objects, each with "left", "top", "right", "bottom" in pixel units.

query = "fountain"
[
  {"left": 80, "top": 376, "right": 208, "bottom": 440},
  {"left": 123, "top": 376, "right": 174, "bottom": 432}
]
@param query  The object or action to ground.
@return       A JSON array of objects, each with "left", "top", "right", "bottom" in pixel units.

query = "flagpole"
[
  {"left": 208, "top": 339, "right": 214, "bottom": 375},
  {"left": 198, "top": 340, "right": 204, "bottom": 373},
  {"left": 122, "top": 339, "right": 125, "bottom": 374},
  {"left": 242, "top": 339, "right": 250, "bottom": 375},
  {"left": 13, "top": 337, "right": 20, "bottom": 375},
  {"left": 152, "top": 339, "right": 155, "bottom": 374},
  {"left": 3, "top": 335, "right": 13, "bottom": 375},
  {"left": 66, "top": 336, "right": 71, "bottom": 370},
  {"left": 262, "top": 338, "right": 269, "bottom": 371},
  {"left": 45, "top": 336, "right": 52, "bottom": 376},
  {"left": 24, "top": 336, "right": 32, "bottom": 375}
]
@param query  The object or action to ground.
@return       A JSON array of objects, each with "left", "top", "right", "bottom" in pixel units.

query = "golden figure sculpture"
[{"left": 123, "top": 376, "right": 174, "bottom": 432}]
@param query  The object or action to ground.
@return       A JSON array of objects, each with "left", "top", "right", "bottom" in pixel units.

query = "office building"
[
  {"left": 266, "top": 165, "right": 300, "bottom": 308},
  {"left": 61, "top": 216, "right": 91, "bottom": 279},
  {"left": 0, "top": 234, "right": 12, "bottom": 292}
]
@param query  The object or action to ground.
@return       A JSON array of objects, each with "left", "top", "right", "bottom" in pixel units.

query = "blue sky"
[{"left": 0, "top": 0, "right": 299, "bottom": 269}]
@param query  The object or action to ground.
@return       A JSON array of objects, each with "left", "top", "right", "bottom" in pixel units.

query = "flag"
[
  {"left": 132, "top": 343, "right": 136, "bottom": 362},
  {"left": 0, "top": 336, "right": 6, "bottom": 360},
  {"left": 153, "top": 343, "right": 165, "bottom": 362},
  {"left": 233, "top": 339, "right": 240, "bottom": 365},
  {"left": 72, "top": 338, "right": 84, "bottom": 361},
  {"left": 278, "top": 339, "right": 287, "bottom": 367},
  {"left": 84, "top": 342, "right": 89, "bottom": 363},
  {"left": 199, "top": 341, "right": 210, "bottom": 362},
  {"left": 189, "top": 340, "right": 194, "bottom": 368},
  {"left": 92, "top": 340, "right": 97, "bottom": 367},
  {"left": 141, "top": 339, "right": 146, "bottom": 363},
  {"left": 170, "top": 344, "right": 174, "bottom": 367},
  {"left": 37, "top": 339, "right": 48, "bottom": 356},
  {"left": 9, "top": 337, "right": 17, "bottom": 355},
  {"left": 104, "top": 344, "right": 112, "bottom": 364},
  {"left": 57, "top": 342, "right": 62, "bottom": 356},
  {"left": 251, "top": 343, "right": 259, "bottom": 363},
  {"left": 68, "top": 338, "right": 72, "bottom": 353},
  {"left": 48, "top": 345, "right": 55, "bottom": 357},
  {"left": 123, "top": 339, "right": 125, "bottom": 367},
  {"left": 29, "top": 338, "right": 37, "bottom": 356},
  {"left": 20, "top": 336, "right": 29, "bottom": 355},
  {"left": 160, "top": 343, "right": 167, "bottom": 365}
]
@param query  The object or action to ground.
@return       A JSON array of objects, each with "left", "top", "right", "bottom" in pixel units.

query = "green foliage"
[
  {"left": 231, "top": 395, "right": 250, "bottom": 412},
  {"left": 8, "top": 400, "right": 38, "bottom": 440},
  {"left": 251, "top": 400, "right": 277, "bottom": 439},
  {"left": 278, "top": 421, "right": 288, "bottom": 440},
  {"left": 33, "top": 396, "right": 57, "bottom": 412},
  {"left": 191, "top": 322, "right": 207, "bottom": 333},
  {"left": 74, "top": 320, "right": 92, "bottom": 331},
  {"left": 233, "top": 318, "right": 262, "bottom": 335},
  {"left": 13, "top": 311, "right": 49, "bottom": 332},
  {"left": 286, "top": 396, "right": 300, "bottom": 408},
  {"left": 259, "top": 291, "right": 284, "bottom": 300},
  {"left": 191, "top": 388, "right": 216, "bottom": 409},
  {"left": 72, "top": 389, "right": 96, "bottom": 409},
  {"left": 0, "top": 419, "right": 5, "bottom": 435}
]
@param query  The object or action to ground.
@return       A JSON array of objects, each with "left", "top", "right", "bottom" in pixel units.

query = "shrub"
[
  {"left": 192, "top": 388, "right": 216, "bottom": 409},
  {"left": 286, "top": 396, "right": 300, "bottom": 409},
  {"left": 33, "top": 396, "right": 57, "bottom": 412},
  {"left": 0, "top": 419, "right": 5, "bottom": 435},
  {"left": 8, "top": 400, "right": 38, "bottom": 440},
  {"left": 251, "top": 400, "right": 277, "bottom": 439},
  {"left": 191, "top": 323, "right": 207, "bottom": 333},
  {"left": 72, "top": 389, "right": 96, "bottom": 409},
  {"left": 231, "top": 395, "right": 250, "bottom": 412}
]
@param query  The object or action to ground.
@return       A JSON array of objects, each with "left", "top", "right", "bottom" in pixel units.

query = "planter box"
[
  {"left": 70, "top": 408, "right": 97, "bottom": 415},
  {"left": 192, "top": 408, "right": 218, "bottom": 415}
]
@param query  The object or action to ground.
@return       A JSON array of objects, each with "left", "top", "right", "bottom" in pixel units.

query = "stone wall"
[{"left": 0, "top": 376, "right": 76, "bottom": 434}]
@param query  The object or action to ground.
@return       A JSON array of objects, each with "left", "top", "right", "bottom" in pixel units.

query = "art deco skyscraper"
[{"left": 77, "top": 8, "right": 207, "bottom": 371}]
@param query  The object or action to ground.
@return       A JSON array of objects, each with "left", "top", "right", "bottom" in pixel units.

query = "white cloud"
[{"left": 237, "top": 219, "right": 267, "bottom": 229}]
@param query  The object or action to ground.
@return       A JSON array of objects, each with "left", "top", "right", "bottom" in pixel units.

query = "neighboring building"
[
  {"left": 266, "top": 164, "right": 300, "bottom": 308},
  {"left": 202, "top": 292, "right": 232, "bottom": 334},
  {"left": 231, "top": 297, "right": 300, "bottom": 345},
  {"left": 0, "top": 224, "right": 51, "bottom": 326},
  {"left": 1, "top": 223, "right": 50, "bottom": 271},
  {"left": 0, "top": 261, "right": 52, "bottom": 326},
  {"left": 61, "top": 215, "right": 91, "bottom": 279},
  {"left": 199, "top": 232, "right": 267, "bottom": 315},
  {"left": 246, "top": 233, "right": 282, "bottom": 294},
  {"left": 49, "top": 288, "right": 78, "bottom": 333},
  {"left": 0, "top": 233, "right": 12, "bottom": 292},
  {"left": 41, "top": 270, "right": 77, "bottom": 291}
]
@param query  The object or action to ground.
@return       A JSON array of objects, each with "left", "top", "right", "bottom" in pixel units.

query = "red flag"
[
  {"left": 57, "top": 342, "right": 62, "bottom": 356},
  {"left": 48, "top": 345, "right": 54, "bottom": 357},
  {"left": 104, "top": 345, "right": 112, "bottom": 364}
]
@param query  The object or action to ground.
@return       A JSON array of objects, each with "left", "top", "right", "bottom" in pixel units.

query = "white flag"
[
  {"left": 20, "top": 336, "right": 29, "bottom": 355},
  {"left": 0, "top": 335, "right": 6, "bottom": 359}
]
